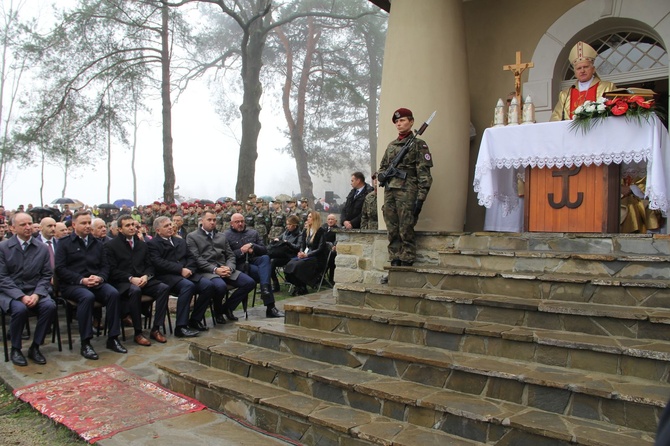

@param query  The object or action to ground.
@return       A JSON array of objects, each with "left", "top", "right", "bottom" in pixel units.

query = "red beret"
[
  {"left": 153, "top": 201, "right": 160, "bottom": 205},
  {"left": 170, "top": 203, "right": 177, "bottom": 207},
  {"left": 392, "top": 108, "right": 413, "bottom": 123}
]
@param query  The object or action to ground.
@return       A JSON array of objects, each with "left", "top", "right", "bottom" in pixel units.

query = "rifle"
[{"left": 378, "top": 111, "right": 436, "bottom": 188}]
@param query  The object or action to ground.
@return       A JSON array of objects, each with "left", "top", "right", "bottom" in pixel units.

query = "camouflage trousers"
[{"left": 382, "top": 187, "right": 417, "bottom": 262}]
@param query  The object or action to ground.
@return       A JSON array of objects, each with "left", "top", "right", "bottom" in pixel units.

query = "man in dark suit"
[
  {"left": 106, "top": 214, "right": 170, "bottom": 346},
  {"left": 340, "top": 171, "right": 373, "bottom": 229},
  {"left": 55, "top": 211, "right": 126, "bottom": 360},
  {"left": 0, "top": 212, "right": 57, "bottom": 366},
  {"left": 147, "top": 216, "right": 210, "bottom": 337},
  {"left": 225, "top": 213, "right": 283, "bottom": 318},
  {"left": 186, "top": 210, "right": 255, "bottom": 324},
  {"left": 91, "top": 218, "right": 113, "bottom": 244},
  {"left": 35, "top": 216, "right": 58, "bottom": 270}
]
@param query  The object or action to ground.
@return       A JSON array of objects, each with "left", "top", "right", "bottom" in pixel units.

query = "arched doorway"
[{"left": 526, "top": 0, "right": 670, "bottom": 123}]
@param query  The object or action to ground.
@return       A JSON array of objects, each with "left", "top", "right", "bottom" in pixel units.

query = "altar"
[{"left": 474, "top": 116, "right": 670, "bottom": 233}]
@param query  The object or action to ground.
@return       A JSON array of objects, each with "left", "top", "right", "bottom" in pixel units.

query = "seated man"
[
  {"left": 106, "top": 214, "right": 170, "bottom": 346},
  {"left": 91, "top": 218, "right": 113, "bottom": 243},
  {"left": 186, "top": 210, "right": 255, "bottom": 324},
  {"left": 55, "top": 211, "right": 127, "bottom": 360},
  {"left": 0, "top": 212, "right": 57, "bottom": 366},
  {"left": 225, "top": 213, "right": 283, "bottom": 318},
  {"left": 147, "top": 216, "right": 212, "bottom": 337}
]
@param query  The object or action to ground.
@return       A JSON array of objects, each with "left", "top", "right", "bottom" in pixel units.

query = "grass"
[{"left": 0, "top": 384, "right": 87, "bottom": 445}]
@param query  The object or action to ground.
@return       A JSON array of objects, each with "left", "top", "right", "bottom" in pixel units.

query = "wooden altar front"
[{"left": 524, "top": 164, "right": 620, "bottom": 232}]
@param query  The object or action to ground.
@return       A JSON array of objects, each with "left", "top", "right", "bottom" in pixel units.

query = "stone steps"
[
  {"left": 283, "top": 301, "right": 670, "bottom": 382},
  {"left": 335, "top": 283, "right": 670, "bottom": 342},
  {"left": 179, "top": 337, "right": 655, "bottom": 446},
  {"left": 382, "top": 265, "right": 670, "bottom": 308},
  {"left": 155, "top": 358, "right": 486, "bottom": 446},
  {"left": 233, "top": 320, "right": 669, "bottom": 432},
  {"left": 438, "top": 248, "right": 670, "bottom": 280}
]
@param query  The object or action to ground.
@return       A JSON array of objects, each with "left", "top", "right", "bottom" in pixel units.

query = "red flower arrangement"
[{"left": 571, "top": 95, "right": 662, "bottom": 133}]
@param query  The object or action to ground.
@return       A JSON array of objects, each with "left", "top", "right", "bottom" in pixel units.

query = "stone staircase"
[{"left": 156, "top": 233, "right": 670, "bottom": 445}]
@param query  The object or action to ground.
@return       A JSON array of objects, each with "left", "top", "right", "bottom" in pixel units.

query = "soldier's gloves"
[
  {"left": 377, "top": 172, "right": 387, "bottom": 186},
  {"left": 413, "top": 199, "right": 424, "bottom": 218}
]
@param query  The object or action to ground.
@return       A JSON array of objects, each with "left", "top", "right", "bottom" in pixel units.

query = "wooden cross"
[{"left": 503, "top": 51, "right": 534, "bottom": 106}]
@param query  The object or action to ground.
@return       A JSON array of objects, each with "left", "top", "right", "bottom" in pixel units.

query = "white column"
[{"left": 377, "top": 0, "right": 470, "bottom": 232}]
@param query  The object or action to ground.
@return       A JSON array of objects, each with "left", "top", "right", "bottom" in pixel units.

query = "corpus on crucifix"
[{"left": 503, "top": 51, "right": 534, "bottom": 106}]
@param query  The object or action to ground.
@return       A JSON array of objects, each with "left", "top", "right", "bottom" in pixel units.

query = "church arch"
[{"left": 526, "top": 0, "right": 670, "bottom": 122}]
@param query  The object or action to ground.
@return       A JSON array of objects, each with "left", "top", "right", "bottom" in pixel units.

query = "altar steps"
[
  {"left": 284, "top": 300, "right": 670, "bottom": 382},
  {"left": 156, "top": 232, "right": 670, "bottom": 445}
]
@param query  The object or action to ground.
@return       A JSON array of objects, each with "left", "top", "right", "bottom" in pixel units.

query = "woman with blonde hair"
[{"left": 283, "top": 211, "right": 327, "bottom": 295}]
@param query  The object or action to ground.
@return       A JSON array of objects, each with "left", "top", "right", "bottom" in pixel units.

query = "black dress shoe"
[
  {"left": 28, "top": 346, "right": 46, "bottom": 365},
  {"left": 10, "top": 349, "right": 27, "bottom": 367},
  {"left": 225, "top": 309, "right": 239, "bottom": 321},
  {"left": 81, "top": 343, "right": 99, "bottom": 360},
  {"left": 175, "top": 326, "right": 200, "bottom": 338},
  {"left": 297, "top": 286, "right": 308, "bottom": 296},
  {"left": 266, "top": 307, "right": 284, "bottom": 318},
  {"left": 390, "top": 259, "right": 402, "bottom": 266},
  {"left": 214, "top": 314, "right": 226, "bottom": 324},
  {"left": 401, "top": 261, "right": 414, "bottom": 266},
  {"left": 188, "top": 320, "right": 209, "bottom": 332},
  {"left": 106, "top": 337, "right": 128, "bottom": 354},
  {"left": 272, "top": 282, "right": 281, "bottom": 292}
]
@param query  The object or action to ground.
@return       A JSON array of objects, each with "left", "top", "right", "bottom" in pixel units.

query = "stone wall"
[
  {"left": 332, "top": 230, "right": 670, "bottom": 285},
  {"left": 333, "top": 230, "right": 458, "bottom": 285}
]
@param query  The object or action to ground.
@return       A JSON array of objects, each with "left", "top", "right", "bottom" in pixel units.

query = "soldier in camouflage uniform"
[
  {"left": 268, "top": 198, "right": 287, "bottom": 241},
  {"left": 378, "top": 108, "right": 433, "bottom": 266},
  {"left": 221, "top": 200, "right": 234, "bottom": 232},
  {"left": 360, "top": 173, "right": 379, "bottom": 230},
  {"left": 244, "top": 201, "right": 256, "bottom": 229},
  {"left": 185, "top": 205, "right": 198, "bottom": 233},
  {"left": 214, "top": 202, "right": 224, "bottom": 232},
  {"left": 297, "top": 198, "right": 312, "bottom": 228},
  {"left": 253, "top": 198, "right": 270, "bottom": 244}
]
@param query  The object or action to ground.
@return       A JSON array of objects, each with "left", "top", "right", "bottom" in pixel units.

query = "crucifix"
[{"left": 503, "top": 51, "right": 534, "bottom": 106}]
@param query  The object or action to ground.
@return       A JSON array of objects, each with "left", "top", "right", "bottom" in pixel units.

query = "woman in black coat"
[{"left": 283, "top": 211, "right": 328, "bottom": 295}]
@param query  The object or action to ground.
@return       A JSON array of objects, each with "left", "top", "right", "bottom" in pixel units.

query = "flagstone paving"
[{"left": 0, "top": 296, "right": 314, "bottom": 445}]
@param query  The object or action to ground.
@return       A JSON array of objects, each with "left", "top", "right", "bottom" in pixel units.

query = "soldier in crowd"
[
  {"left": 268, "top": 198, "right": 287, "bottom": 241},
  {"left": 285, "top": 198, "right": 298, "bottom": 220},
  {"left": 253, "top": 198, "right": 270, "bottom": 244},
  {"left": 244, "top": 201, "right": 256, "bottom": 228},
  {"left": 378, "top": 107, "right": 433, "bottom": 266},
  {"left": 222, "top": 199, "right": 234, "bottom": 231},
  {"left": 297, "top": 198, "right": 312, "bottom": 225},
  {"left": 360, "top": 172, "right": 379, "bottom": 230},
  {"left": 185, "top": 205, "right": 198, "bottom": 233}
]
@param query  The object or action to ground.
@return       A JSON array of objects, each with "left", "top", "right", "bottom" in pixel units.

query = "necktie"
[
  {"left": 82, "top": 237, "right": 88, "bottom": 247},
  {"left": 46, "top": 240, "right": 55, "bottom": 268},
  {"left": 22, "top": 241, "right": 28, "bottom": 251},
  {"left": 128, "top": 238, "right": 134, "bottom": 249}
]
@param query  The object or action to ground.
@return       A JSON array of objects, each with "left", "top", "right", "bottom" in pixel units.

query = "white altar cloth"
[{"left": 474, "top": 116, "right": 670, "bottom": 231}]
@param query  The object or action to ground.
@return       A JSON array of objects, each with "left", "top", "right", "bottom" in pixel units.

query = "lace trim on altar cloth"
[{"left": 487, "top": 148, "right": 651, "bottom": 170}]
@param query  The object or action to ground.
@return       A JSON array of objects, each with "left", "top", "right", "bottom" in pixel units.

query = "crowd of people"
[{"left": 0, "top": 180, "right": 381, "bottom": 367}]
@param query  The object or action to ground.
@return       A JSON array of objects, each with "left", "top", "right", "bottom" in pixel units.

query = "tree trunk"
[
  {"left": 161, "top": 1, "right": 175, "bottom": 203},
  {"left": 131, "top": 89, "right": 139, "bottom": 205},
  {"left": 61, "top": 153, "right": 69, "bottom": 198},
  {"left": 39, "top": 148, "right": 45, "bottom": 206},
  {"left": 235, "top": 19, "right": 265, "bottom": 200},
  {"left": 106, "top": 98, "right": 112, "bottom": 203}
]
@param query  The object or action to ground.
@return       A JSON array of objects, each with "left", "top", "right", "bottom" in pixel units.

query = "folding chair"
[{"left": 317, "top": 243, "right": 335, "bottom": 292}]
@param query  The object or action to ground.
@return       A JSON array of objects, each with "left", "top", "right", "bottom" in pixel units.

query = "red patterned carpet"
[{"left": 13, "top": 365, "right": 205, "bottom": 443}]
